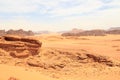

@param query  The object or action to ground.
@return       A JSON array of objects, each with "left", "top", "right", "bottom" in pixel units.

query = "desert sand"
[{"left": 0, "top": 34, "right": 120, "bottom": 80}]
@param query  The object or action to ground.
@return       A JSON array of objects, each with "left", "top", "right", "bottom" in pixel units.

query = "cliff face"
[{"left": 0, "top": 35, "right": 42, "bottom": 58}]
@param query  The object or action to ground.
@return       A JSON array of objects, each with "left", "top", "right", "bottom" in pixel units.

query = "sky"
[{"left": 0, "top": 0, "right": 120, "bottom": 31}]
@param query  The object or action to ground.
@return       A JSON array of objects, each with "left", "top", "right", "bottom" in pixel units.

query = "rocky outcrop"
[
  {"left": 25, "top": 48, "right": 120, "bottom": 70},
  {"left": 86, "top": 54, "right": 114, "bottom": 66},
  {"left": 0, "top": 35, "right": 42, "bottom": 58}
]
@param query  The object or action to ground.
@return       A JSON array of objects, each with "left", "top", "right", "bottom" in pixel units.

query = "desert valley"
[
  {"left": 0, "top": 29, "right": 120, "bottom": 80},
  {"left": 0, "top": 0, "right": 120, "bottom": 80}
]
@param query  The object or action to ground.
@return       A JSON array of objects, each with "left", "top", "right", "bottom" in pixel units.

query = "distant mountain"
[
  {"left": 34, "top": 31, "right": 51, "bottom": 34},
  {"left": 107, "top": 27, "right": 120, "bottom": 34},
  {"left": 0, "top": 29, "right": 34, "bottom": 36},
  {"left": 62, "top": 29, "right": 106, "bottom": 36},
  {"left": 108, "top": 27, "right": 120, "bottom": 31},
  {"left": 6, "top": 29, "right": 34, "bottom": 36},
  {"left": 0, "top": 30, "right": 6, "bottom": 36},
  {"left": 69, "top": 28, "right": 84, "bottom": 33},
  {"left": 58, "top": 28, "right": 84, "bottom": 34},
  {"left": 57, "top": 31, "right": 68, "bottom": 34}
]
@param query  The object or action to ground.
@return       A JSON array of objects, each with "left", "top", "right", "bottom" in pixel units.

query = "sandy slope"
[
  {"left": 1, "top": 64, "right": 120, "bottom": 80},
  {"left": 0, "top": 64, "right": 57, "bottom": 80},
  {"left": 0, "top": 34, "right": 120, "bottom": 80}
]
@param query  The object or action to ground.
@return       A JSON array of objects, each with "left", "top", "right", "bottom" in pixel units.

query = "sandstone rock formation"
[
  {"left": 86, "top": 54, "right": 114, "bottom": 66},
  {"left": 0, "top": 35, "right": 42, "bottom": 58}
]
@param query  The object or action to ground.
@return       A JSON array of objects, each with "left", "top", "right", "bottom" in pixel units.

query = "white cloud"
[
  {"left": 48, "top": 0, "right": 103, "bottom": 17},
  {"left": 0, "top": 0, "right": 38, "bottom": 13},
  {"left": 57, "top": 6, "right": 120, "bottom": 30},
  {"left": 0, "top": 0, "right": 120, "bottom": 31},
  {"left": 0, "top": 0, "right": 119, "bottom": 15}
]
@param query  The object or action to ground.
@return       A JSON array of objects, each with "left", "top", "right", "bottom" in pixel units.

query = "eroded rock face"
[{"left": 0, "top": 35, "right": 42, "bottom": 58}]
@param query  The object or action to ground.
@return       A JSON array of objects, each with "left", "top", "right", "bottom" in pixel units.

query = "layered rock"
[{"left": 0, "top": 35, "right": 42, "bottom": 58}]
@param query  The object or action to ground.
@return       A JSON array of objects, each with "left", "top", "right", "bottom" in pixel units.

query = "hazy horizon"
[{"left": 0, "top": 0, "right": 120, "bottom": 31}]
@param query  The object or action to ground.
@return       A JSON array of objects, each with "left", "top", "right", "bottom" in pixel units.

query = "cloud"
[
  {"left": 0, "top": 0, "right": 38, "bottom": 13},
  {"left": 0, "top": 0, "right": 119, "bottom": 16},
  {"left": 47, "top": 0, "right": 102, "bottom": 17},
  {"left": 0, "top": 0, "right": 120, "bottom": 31},
  {"left": 100, "top": 0, "right": 113, "bottom": 3}
]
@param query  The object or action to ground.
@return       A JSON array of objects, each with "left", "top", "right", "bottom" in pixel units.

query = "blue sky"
[{"left": 0, "top": 0, "right": 120, "bottom": 31}]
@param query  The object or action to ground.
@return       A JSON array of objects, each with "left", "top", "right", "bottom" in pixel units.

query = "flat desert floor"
[{"left": 0, "top": 34, "right": 120, "bottom": 80}]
